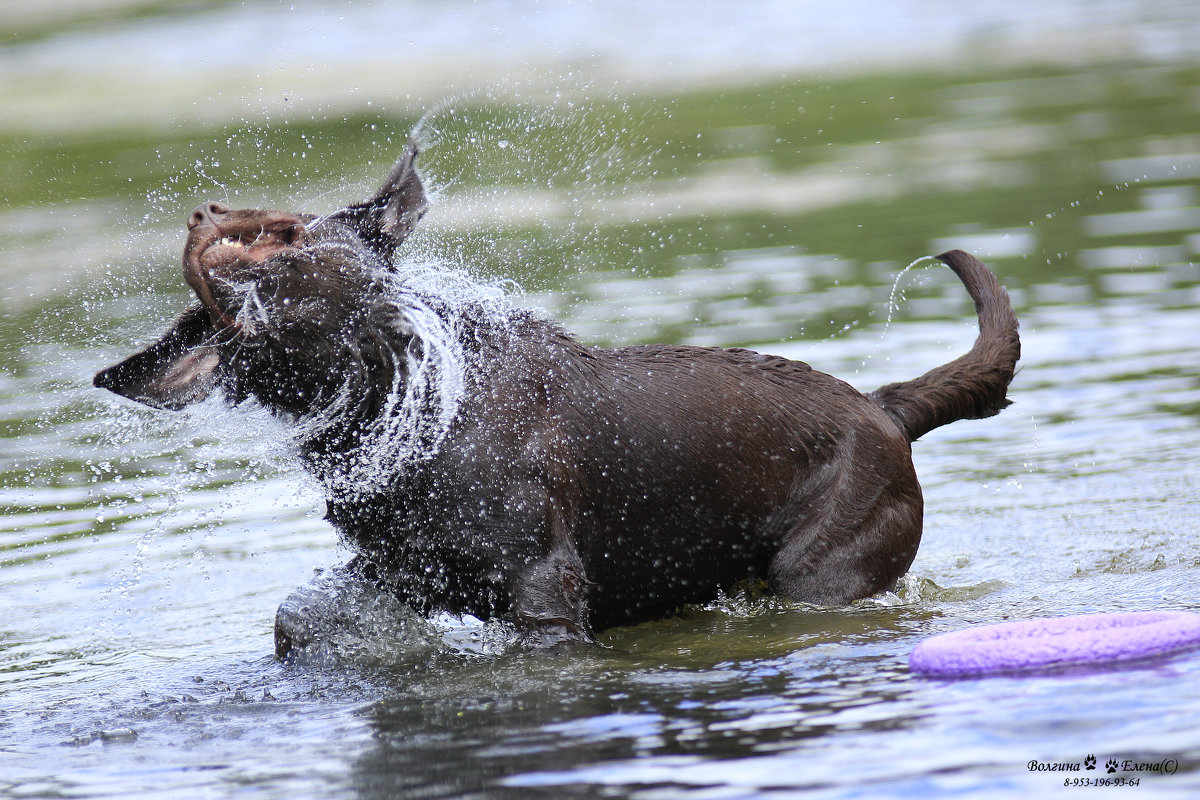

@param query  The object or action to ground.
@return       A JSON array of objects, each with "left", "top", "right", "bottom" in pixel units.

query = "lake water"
[{"left": 3, "top": 3, "right": 1200, "bottom": 798}]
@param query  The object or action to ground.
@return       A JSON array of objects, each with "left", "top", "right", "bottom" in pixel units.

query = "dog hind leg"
[{"left": 767, "top": 469, "right": 923, "bottom": 607}]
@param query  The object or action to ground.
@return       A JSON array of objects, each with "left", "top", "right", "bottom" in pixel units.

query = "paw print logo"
[
  {"left": 1106, "top": 758, "right": 1119, "bottom": 774},
  {"left": 1084, "top": 754, "right": 1096, "bottom": 770}
]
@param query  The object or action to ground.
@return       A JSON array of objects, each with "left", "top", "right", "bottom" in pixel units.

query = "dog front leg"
[{"left": 510, "top": 501, "right": 595, "bottom": 645}]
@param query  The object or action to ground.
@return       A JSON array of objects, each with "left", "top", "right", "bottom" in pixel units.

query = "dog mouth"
[{"left": 183, "top": 207, "right": 309, "bottom": 332}]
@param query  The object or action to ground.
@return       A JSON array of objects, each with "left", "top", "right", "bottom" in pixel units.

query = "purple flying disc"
[{"left": 910, "top": 610, "right": 1200, "bottom": 677}]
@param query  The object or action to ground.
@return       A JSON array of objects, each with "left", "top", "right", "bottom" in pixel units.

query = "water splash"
[
  {"left": 284, "top": 93, "right": 656, "bottom": 492},
  {"left": 191, "top": 160, "right": 231, "bottom": 205},
  {"left": 290, "top": 255, "right": 521, "bottom": 497},
  {"left": 405, "top": 86, "right": 662, "bottom": 289},
  {"left": 276, "top": 563, "right": 520, "bottom": 665},
  {"left": 883, "top": 255, "right": 942, "bottom": 333},
  {"left": 410, "top": 86, "right": 646, "bottom": 193}
]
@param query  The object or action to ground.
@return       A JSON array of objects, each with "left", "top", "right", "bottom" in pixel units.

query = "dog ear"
[
  {"left": 93, "top": 306, "right": 222, "bottom": 410},
  {"left": 331, "top": 138, "right": 428, "bottom": 262}
]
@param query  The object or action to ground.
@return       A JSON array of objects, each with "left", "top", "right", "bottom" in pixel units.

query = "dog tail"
[{"left": 868, "top": 250, "right": 1020, "bottom": 443}]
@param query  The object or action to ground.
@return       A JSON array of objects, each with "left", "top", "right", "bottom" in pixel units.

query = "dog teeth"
[{"left": 220, "top": 237, "right": 244, "bottom": 248}]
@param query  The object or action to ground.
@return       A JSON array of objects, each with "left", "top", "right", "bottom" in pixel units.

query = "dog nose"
[{"left": 188, "top": 202, "right": 229, "bottom": 230}]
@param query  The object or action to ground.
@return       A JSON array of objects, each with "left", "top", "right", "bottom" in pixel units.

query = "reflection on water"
[{"left": 4, "top": 11, "right": 1200, "bottom": 799}]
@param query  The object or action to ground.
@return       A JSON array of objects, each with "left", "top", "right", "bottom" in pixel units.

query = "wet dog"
[{"left": 95, "top": 141, "right": 1020, "bottom": 647}]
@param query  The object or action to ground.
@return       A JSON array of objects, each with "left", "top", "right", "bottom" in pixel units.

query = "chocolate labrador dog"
[{"left": 95, "top": 140, "right": 1020, "bottom": 644}]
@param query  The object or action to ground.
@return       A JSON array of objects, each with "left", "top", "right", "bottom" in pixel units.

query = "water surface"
[{"left": 3, "top": 7, "right": 1200, "bottom": 799}]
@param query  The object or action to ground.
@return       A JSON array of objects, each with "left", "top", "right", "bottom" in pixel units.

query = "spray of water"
[
  {"left": 403, "top": 86, "right": 662, "bottom": 290},
  {"left": 281, "top": 91, "right": 660, "bottom": 495},
  {"left": 293, "top": 260, "right": 515, "bottom": 497},
  {"left": 883, "top": 255, "right": 942, "bottom": 332}
]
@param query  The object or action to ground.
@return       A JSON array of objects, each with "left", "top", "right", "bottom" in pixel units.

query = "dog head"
[{"left": 94, "top": 141, "right": 429, "bottom": 419}]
